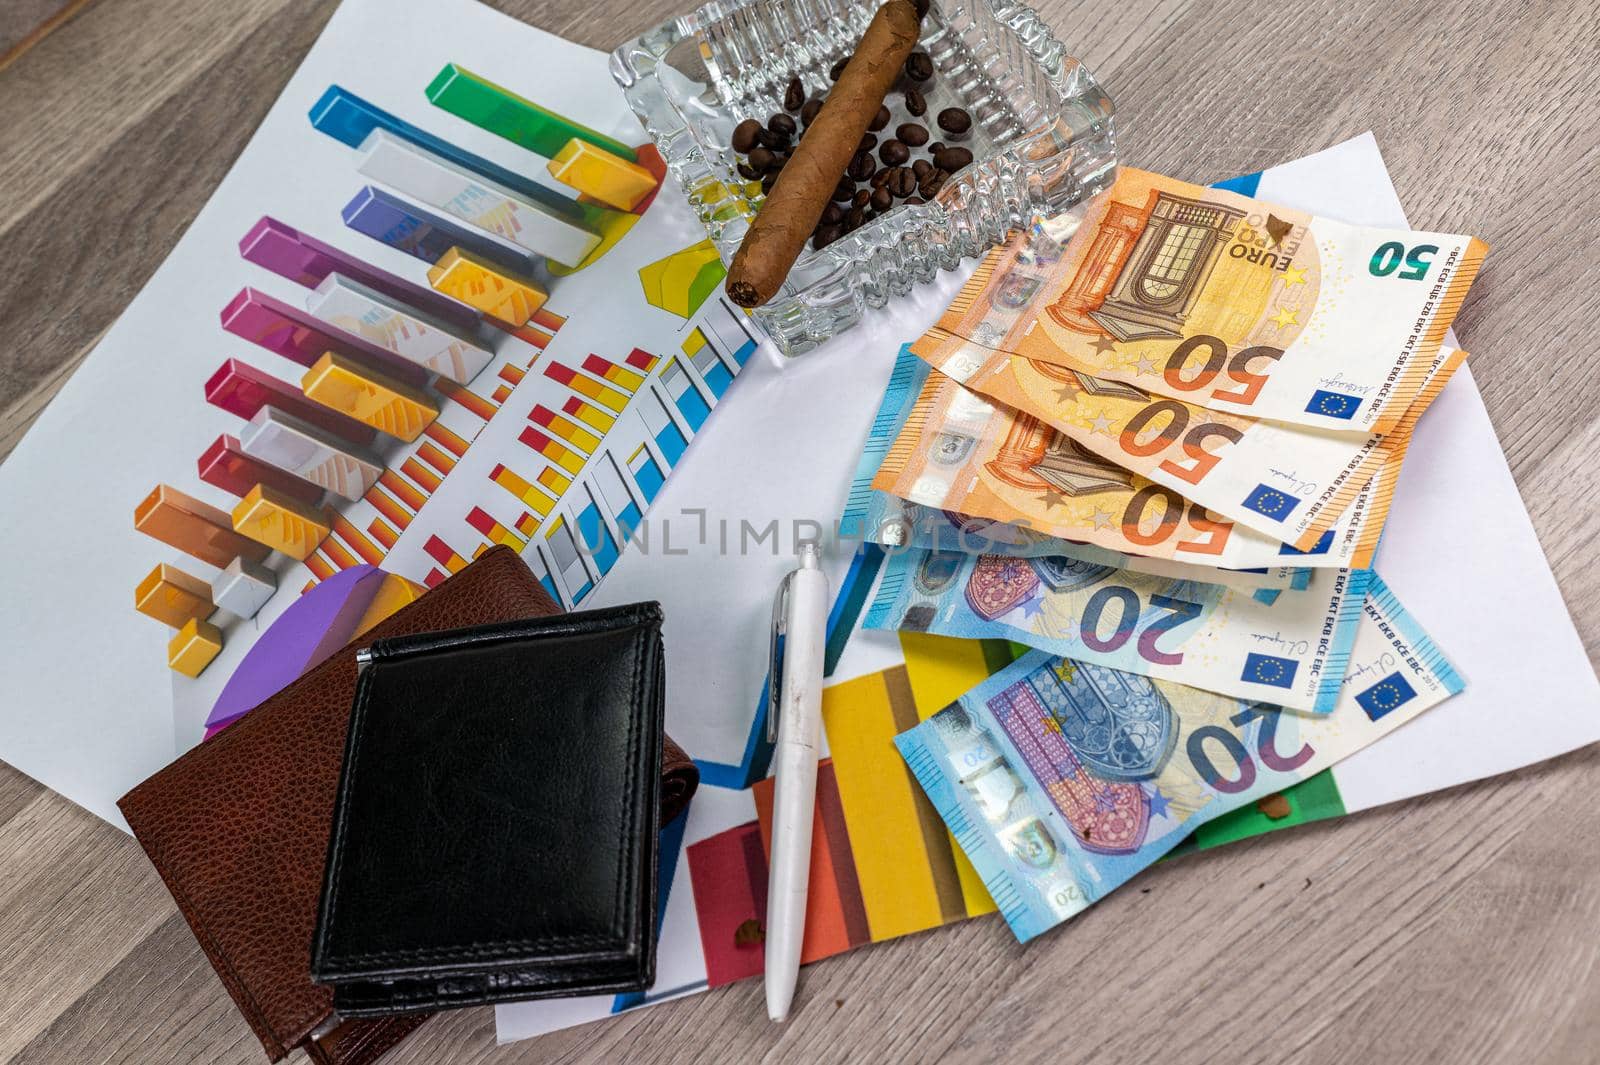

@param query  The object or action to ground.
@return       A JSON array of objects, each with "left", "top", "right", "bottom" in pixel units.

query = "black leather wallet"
[{"left": 310, "top": 602, "right": 666, "bottom": 1015}]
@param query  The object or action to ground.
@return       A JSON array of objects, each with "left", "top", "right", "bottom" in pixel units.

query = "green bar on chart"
[{"left": 425, "top": 63, "right": 637, "bottom": 162}]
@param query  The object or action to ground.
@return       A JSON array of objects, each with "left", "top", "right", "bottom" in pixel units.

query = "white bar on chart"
[
  {"left": 357, "top": 129, "right": 600, "bottom": 268},
  {"left": 308, "top": 273, "right": 494, "bottom": 385},
  {"left": 239, "top": 406, "right": 382, "bottom": 502},
  {"left": 210, "top": 557, "right": 277, "bottom": 619}
]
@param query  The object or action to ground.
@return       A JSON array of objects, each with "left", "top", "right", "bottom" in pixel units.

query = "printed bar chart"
[
  {"left": 356, "top": 131, "right": 599, "bottom": 268},
  {"left": 239, "top": 407, "right": 383, "bottom": 501},
  {"left": 220, "top": 287, "right": 430, "bottom": 388},
  {"left": 490, "top": 463, "right": 557, "bottom": 515},
  {"left": 518, "top": 426, "right": 585, "bottom": 475},
  {"left": 206, "top": 358, "right": 375, "bottom": 447},
  {"left": 341, "top": 186, "right": 538, "bottom": 275},
  {"left": 135, "top": 484, "right": 271, "bottom": 568},
  {"left": 302, "top": 353, "right": 439, "bottom": 442},
  {"left": 134, "top": 563, "right": 215, "bottom": 628},
  {"left": 544, "top": 360, "right": 628, "bottom": 413},
  {"left": 239, "top": 215, "right": 479, "bottom": 330},
  {"left": 307, "top": 273, "right": 494, "bottom": 384},
  {"left": 424, "top": 63, "right": 637, "bottom": 162},
  {"left": 197, "top": 433, "right": 326, "bottom": 507}
]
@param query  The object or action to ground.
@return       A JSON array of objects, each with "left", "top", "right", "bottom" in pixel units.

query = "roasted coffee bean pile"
[{"left": 730, "top": 51, "right": 976, "bottom": 251}]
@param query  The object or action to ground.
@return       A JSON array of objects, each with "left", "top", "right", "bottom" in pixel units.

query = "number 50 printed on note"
[{"left": 894, "top": 576, "right": 1463, "bottom": 942}]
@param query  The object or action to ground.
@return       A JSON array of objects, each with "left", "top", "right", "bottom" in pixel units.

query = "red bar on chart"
[
  {"left": 466, "top": 506, "right": 525, "bottom": 549},
  {"left": 513, "top": 512, "right": 540, "bottom": 537},
  {"left": 583, "top": 354, "right": 645, "bottom": 393},
  {"left": 529, "top": 404, "right": 600, "bottom": 454},
  {"left": 206, "top": 358, "right": 375, "bottom": 447},
  {"left": 489, "top": 463, "right": 556, "bottom": 516},
  {"left": 543, "top": 361, "right": 628, "bottom": 414},
  {"left": 561, "top": 395, "right": 615, "bottom": 433},
  {"left": 423, "top": 534, "right": 469, "bottom": 574},
  {"left": 197, "top": 434, "right": 325, "bottom": 507},
  {"left": 518, "top": 426, "right": 585, "bottom": 475},
  {"left": 135, "top": 484, "right": 271, "bottom": 568},
  {"left": 625, "top": 348, "right": 659, "bottom": 373},
  {"left": 434, "top": 378, "right": 499, "bottom": 421}
]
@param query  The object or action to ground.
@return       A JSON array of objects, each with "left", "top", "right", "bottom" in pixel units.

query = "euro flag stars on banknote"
[
  {"left": 840, "top": 350, "right": 1314, "bottom": 594},
  {"left": 869, "top": 347, "right": 1393, "bottom": 571},
  {"left": 893, "top": 575, "right": 1464, "bottom": 942},
  {"left": 866, "top": 548, "right": 1369, "bottom": 713},
  {"left": 913, "top": 167, "right": 1486, "bottom": 434}
]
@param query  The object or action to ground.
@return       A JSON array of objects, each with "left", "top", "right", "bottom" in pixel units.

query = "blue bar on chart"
[
  {"left": 589, "top": 449, "right": 645, "bottom": 534},
  {"left": 539, "top": 516, "right": 595, "bottom": 606},
  {"left": 635, "top": 386, "right": 689, "bottom": 466},
  {"left": 238, "top": 216, "right": 480, "bottom": 331},
  {"left": 658, "top": 357, "right": 712, "bottom": 432},
  {"left": 341, "top": 185, "right": 539, "bottom": 276},
  {"left": 355, "top": 130, "right": 599, "bottom": 268},
  {"left": 572, "top": 486, "right": 620, "bottom": 576}
]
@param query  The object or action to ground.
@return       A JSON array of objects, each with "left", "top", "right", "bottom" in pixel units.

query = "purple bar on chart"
[
  {"left": 239, "top": 216, "right": 479, "bottom": 331},
  {"left": 205, "top": 357, "right": 375, "bottom": 447},
  {"left": 205, "top": 564, "right": 386, "bottom": 731},
  {"left": 341, "top": 185, "right": 539, "bottom": 276},
  {"left": 219, "top": 286, "right": 431, "bottom": 389}
]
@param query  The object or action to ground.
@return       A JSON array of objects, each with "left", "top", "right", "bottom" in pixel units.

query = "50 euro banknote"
[
  {"left": 913, "top": 167, "right": 1486, "bottom": 433},
  {"left": 865, "top": 548, "right": 1369, "bottom": 713},
  {"left": 842, "top": 352, "right": 1312, "bottom": 593},
  {"left": 920, "top": 339, "right": 1464, "bottom": 550},
  {"left": 894, "top": 575, "right": 1463, "bottom": 942},
  {"left": 870, "top": 347, "right": 1395, "bottom": 570}
]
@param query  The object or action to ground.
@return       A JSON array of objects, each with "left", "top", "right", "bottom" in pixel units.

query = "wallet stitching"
[{"left": 318, "top": 618, "right": 657, "bottom": 967}]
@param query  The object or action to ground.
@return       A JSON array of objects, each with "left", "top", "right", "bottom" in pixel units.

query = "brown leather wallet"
[{"left": 119, "top": 546, "right": 698, "bottom": 1063}]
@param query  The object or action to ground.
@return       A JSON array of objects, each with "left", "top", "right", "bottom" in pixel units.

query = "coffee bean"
[
  {"left": 896, "top": 122, "right": 929, "bottom": 147},
  {"left": 869, "top": 105, "right": 891, "bottom": 131},
  {"left": 905, "top": 196, "right": 925, "bottom": 205},
  {"left": 784, "top": 77, "right": 805, "bottom": 112},
  {"left": 904, "top": 87, "right": 927, "bottom": 116},
  {"left": 832, "top": 176, "right": 855, "bottom": 202},
  {"left": 852, "top": 188, "right": 872, "bottom": 208},
  {"left": 912, "top": 158, "right": 933, "bottom": 180},
  {"left": 736, "top": 161, "right": 760, "bottom": 180},
  {"left": 813, "top": 223, "right": 844, "bottom": 249},
  {"left": 879, "top": 139, "right": 910, "bottom": 166},
  {"left": 871, "top": 167, "right": 894, "bottom": 188},
  {"left": 847, "top": 150, "right": 877, "bottom": 181},
  {"left": 919, "top": 168, "right": 948, "bottom": 198},
  {"left": 761, "top": 172, "right": 778, "bottom": 193},
  {"left": 768, "top": 112, "right": 797, "bottom": 139},
  {"left": 801, "top": 98, "right": 824, "bottom": 125},
  {"left": 858, "top": 133, "right": 878, "bottom": 152},
  {"left": 732, "top": 118, "right": 763, "bottom": 153},
  {"left": 768, "top": 151, "right": 788, "bottom": 172},
  {"left": 913, "top": 0, "right": 930, "bottom": 19},
  {"left": 846, "top": 204, "right": 866, "bottom": 229},
  {"left": 933, "top": 145, "right": 973, "bottom": 172},
  {"left": 905, "top": 51, "right": 934, "bottom": 82},
  {"left": 748, "top": 146, "right": 777, "bottom": 173},
  {"left": 821, "top": 202, "right": 846, "bottom": 225},
  {"left": 829, "top": 56, "right": 850, "bottom": 81},
  {"left": 870, "top": 186, "right": 894, "bottom": 211},
  {"left": 889, "top": 167, "right": 918, "bottom": 198},
  {"left": 928, "top": 141, "right": 945, "bottom": 155},
  {"left": 757, "top": 126, "right": 785, "bottom": 149},
  {"left": 936, "top": 107, "right": 972, "bottom": 139}
]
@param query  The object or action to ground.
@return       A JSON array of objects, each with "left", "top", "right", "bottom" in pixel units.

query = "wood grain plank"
[{"left": 0, "top": 0, "right": 1597, "bottom": 1061}]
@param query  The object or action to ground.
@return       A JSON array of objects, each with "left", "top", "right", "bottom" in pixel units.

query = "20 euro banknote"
[
  {"left": 894, "top": 575, "right": 1463, "bottom": 941},
  {"left": 841, "top": 351, "right": 1313, "bottom": 593},
  {"left": 866, "top": 547, "right": 1369, "bottom": 712},
  {"left": 913, "top": 167, "right": 1486, "bottom": 433},
  {"left": 919, "top": 338, "right": 1464, "bottom": 550},
  {"left": 870, "top": 347, "right": 1397, "bottom": 570}
]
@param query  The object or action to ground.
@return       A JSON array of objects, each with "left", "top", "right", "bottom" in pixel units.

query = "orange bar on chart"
[
  {"left": 231, "top": 484, "right": 332, "bottom": 561},
  {"left": 582, "top": 354, "right": 644, "bottom": 392},
  {"left": 518, "top": 427, "right": 585, "bottom": 476},
  {"left": 498, "top": 364, "right": 527, "bottom": 387},
  {"left": 424, "top": 421, "right": 470, "bottom": 458},
  {"left": 434, "top": 378, "right": 498, "bottom": 421},
  {"left": 378, "top": 470, "right": 426, "bottom": 514},
  {"left": 168, "top": 617, "right": 224, "bottom": 678},
  {"left": 543, "top": 362, "right": 628, "bottom": 413},
  {"left": 135, "top": 484, "right": 271, "bottom": 568},
  {"left": 535, "top": 465, "right": 571, "bottom": 496},
  {"left": 490, "top": 463, "right": 557, "bottom": 515},
  {"left": 562, "top": 395, "right": 615, "bottom": 433},
  {"left": 302, "top": 352, "right": 438, "bottom": 442},
  {"left": 400, "top": 457, "right": 442, "bottom": 495},
  {"left": 423, "top": 534, "right": 469, "bottom": 574},
  {"left": 546, "top": 138, "right": 659, "bottom": 211},
  {"left": 416, "top": 441, "right": 457, "bottom": 477},
  {"left": 427, "top": 246, "right": 547, "bottom": 326},
  {"left": 529, "top": 404, "right": 600, "bottom": 454},
  {"left": 134, "top": 562, "right": 214, "bottom": 628},
  {"left": 513, "top": 512, "right": 540, "bottom": 537},
  {"left": 466, "top": 506, "right": 526, "bottom": 549},
  {"left": 331, "top": 514, "right": 386, "bottom": 566},
  {"left": 367, "top": 516, "right": 400, "bottom": 550}
]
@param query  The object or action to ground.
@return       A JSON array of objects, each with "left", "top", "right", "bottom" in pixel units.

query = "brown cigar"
[{"left": 725, "top": 0, "right": 922, "bottom": 308}]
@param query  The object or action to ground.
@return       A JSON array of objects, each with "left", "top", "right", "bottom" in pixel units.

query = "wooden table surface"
[{"left": 3, "top": 0, "right": 1598, "bottom": 1062}]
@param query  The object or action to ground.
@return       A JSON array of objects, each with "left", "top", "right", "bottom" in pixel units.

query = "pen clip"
[{"left": 766, "top": 570, "right": 794, "bottom": 745}]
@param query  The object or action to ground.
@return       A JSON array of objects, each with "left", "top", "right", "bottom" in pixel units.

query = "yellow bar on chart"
[
  {"left": 427, "top": 246, "right": 548, "bottom": 326},
  {"left": 135, "top": 562, "right": 214, "bottom": 628},
  {"left": 231, "top": 484, "right": 332, "bottom": 561},
  {"left": 353, "top": 573, "right": 429, "bottom": 636},
  {"left": 491, "top": 464, "right": 557, "bottom": 516},
  {"left": 546, "top": 137, "right": 659, "bottom": 211},
  {"left": 168, "top": 616, "right": 224, "bottom": 678},
  {"left": 302, "top": 352, "right": 438, "bottom": 442}
]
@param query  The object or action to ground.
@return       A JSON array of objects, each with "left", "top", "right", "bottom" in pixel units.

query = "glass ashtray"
[{"left": 612, "top": 0, "right": 1117, "bottom": 356}]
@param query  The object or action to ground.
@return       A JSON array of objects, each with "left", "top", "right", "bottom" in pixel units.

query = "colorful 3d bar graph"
[
  {"left": 238, "top": 406, "right": 382, "bottom": 502},
  {"left": 424, "top": 63, "right": 637, "bottom": 162},
  {"left": 232, "top": 484, "right": 333, "bottom": 561},
  {"left": 306, "top": 273, "right": 493, "bottom": 384},
  {"left": 302, "top": 353, "right": 439, "bottom": 442},
  {"left": 135, "top": 563, "right": 215, "bottom": 628},
  {"left": 341, "top": 185, "right": 539, "bottom": 275},
  {"left": 220, "top": 287, "right": 429, "bottom": 389},
  {"left": 206, "top": 357, "right": 375, "bottom": 448},
  {"left": 426, "top": 247, "right": 546, "bottom": 326},
  {"left": 547, "top": 138, "right": 658, "bottom": 211},
  {"left": 356, "top": 130, "right": 599, "bottom": 268},
  {"left": 211, "top": 557, "right": 278, "bottom": 619},
  {"left": 198, "top": 433, "right": 326, "bottom": 507},
  {"left": 169, "top": 616, "right": 224, "bottom": 678},
  {"left": 135, "top": 484, "right": 271, "bottom": 569},
  {"left": 238, "top": 216, "right": 479, "bottom": 331}
]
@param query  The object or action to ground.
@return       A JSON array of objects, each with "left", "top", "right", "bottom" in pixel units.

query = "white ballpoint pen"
[{"left": 763, "top": 540, "right": 828, "bottom": 1022}]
